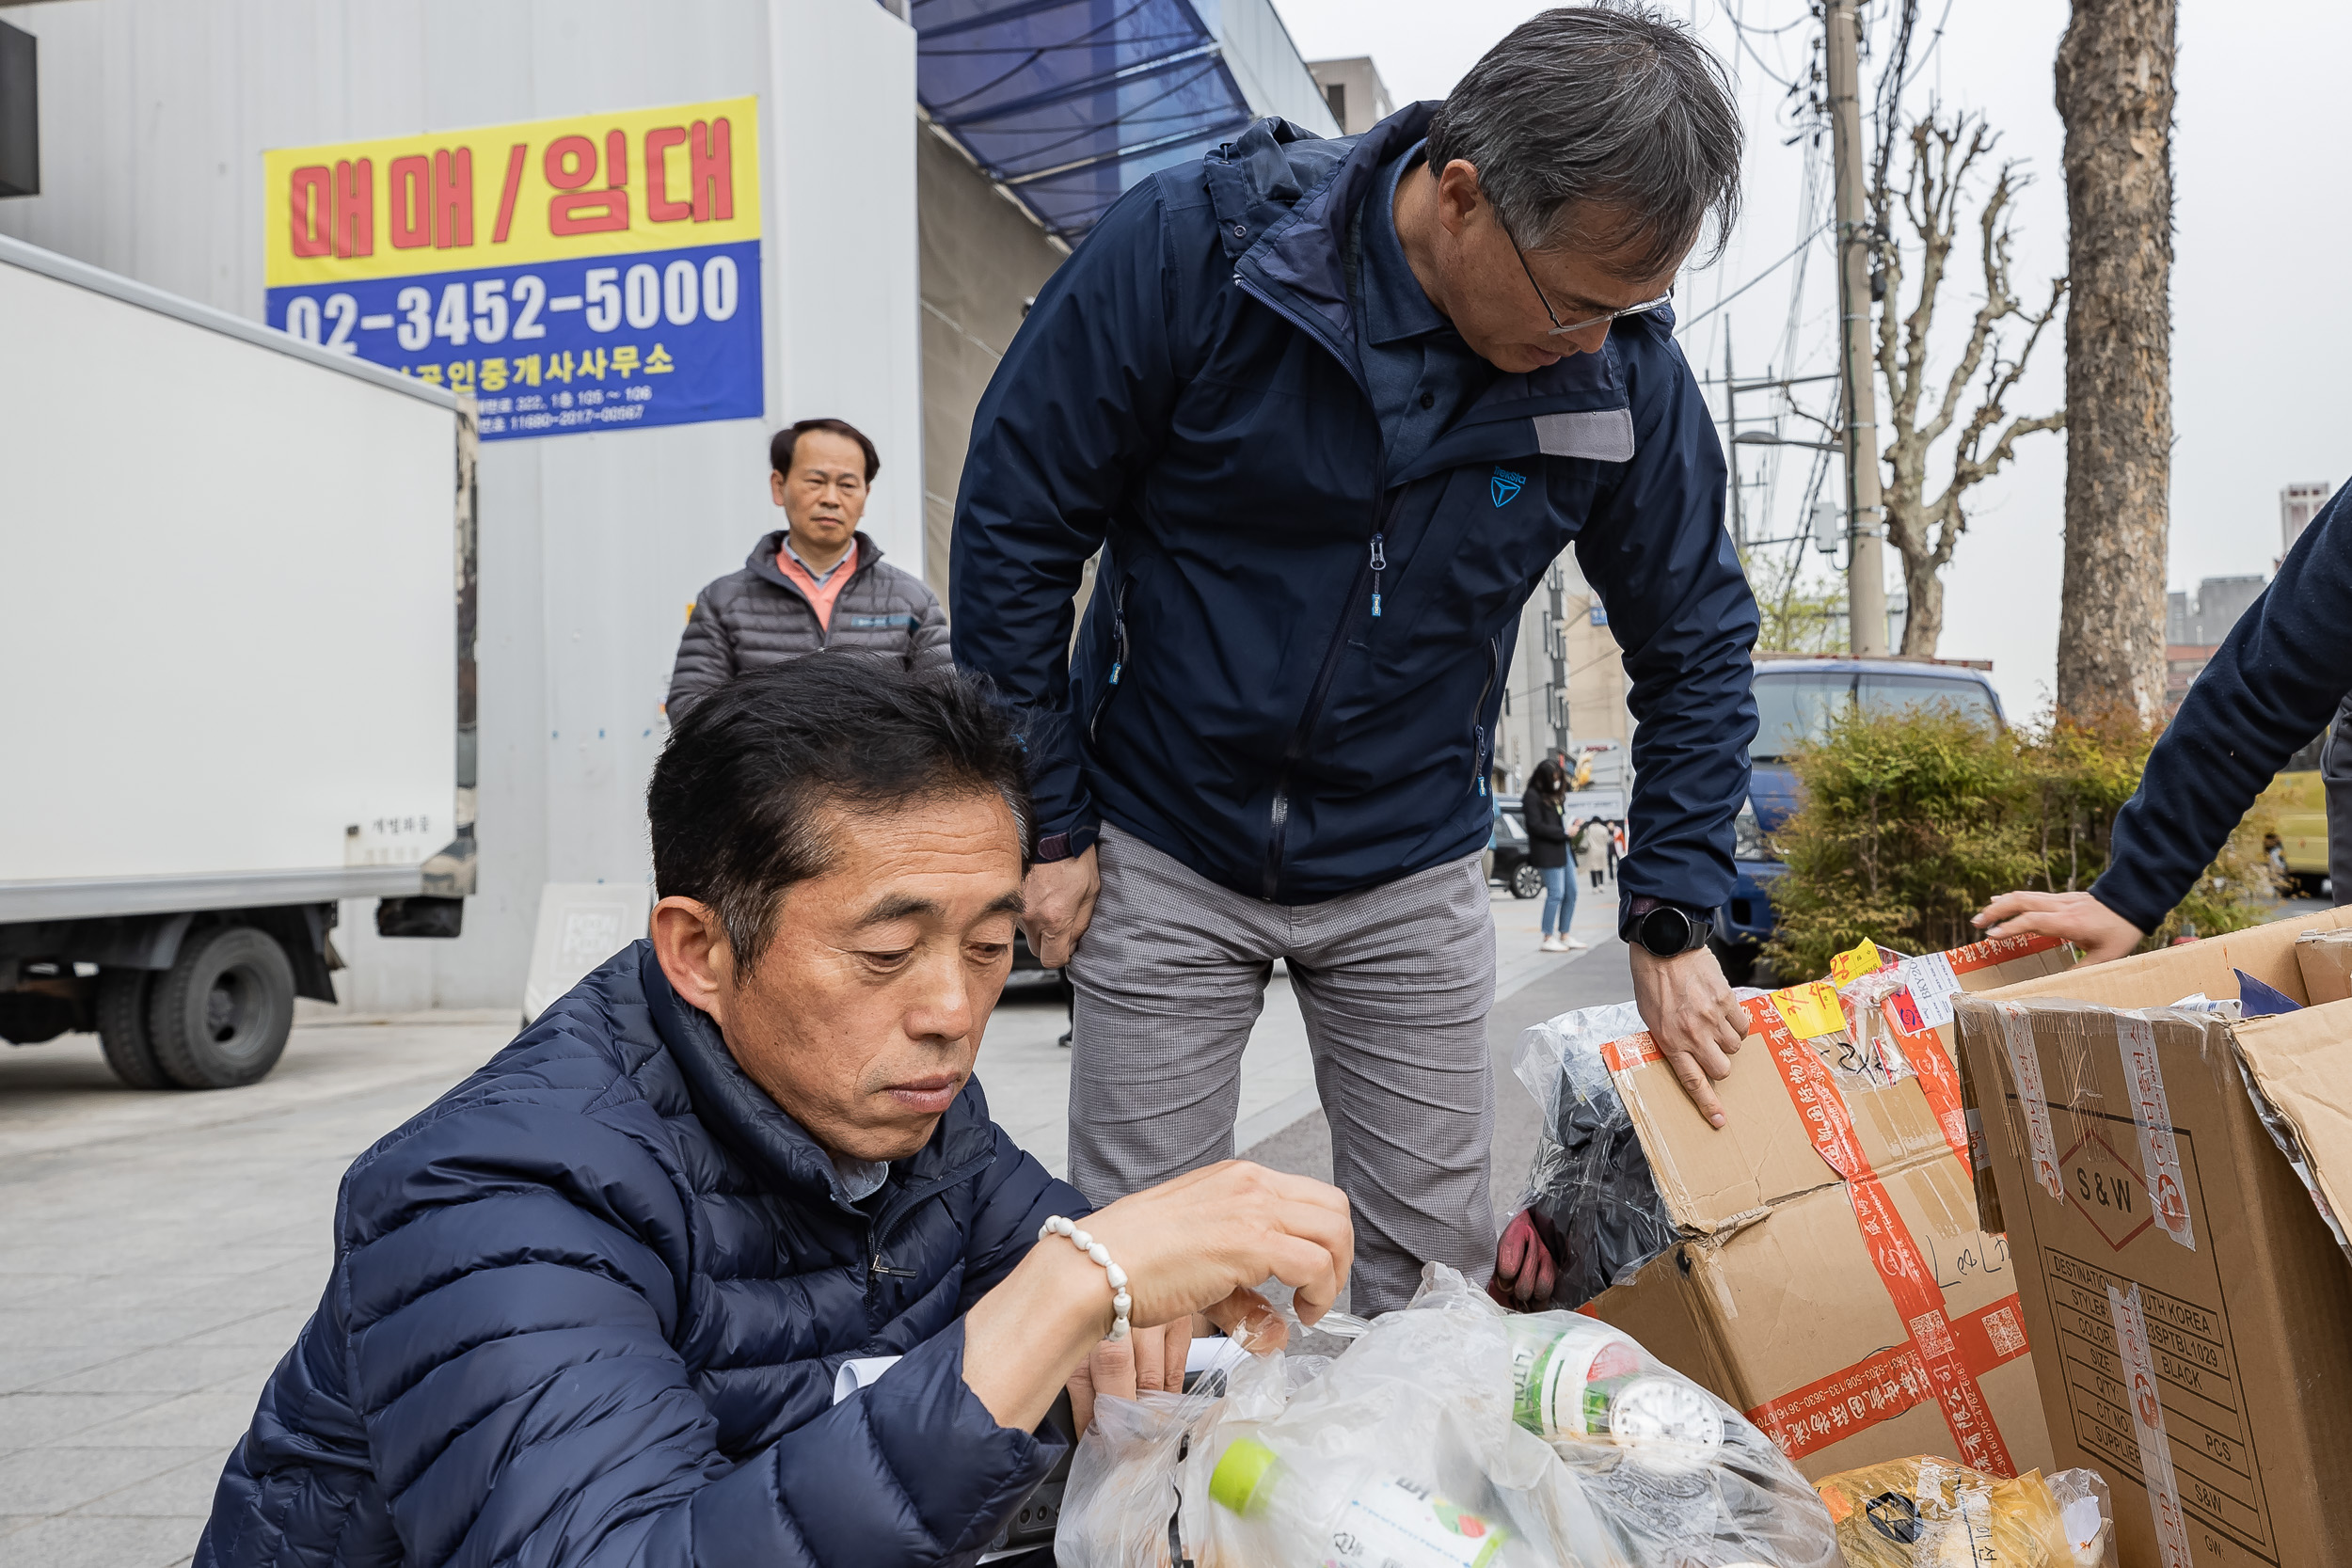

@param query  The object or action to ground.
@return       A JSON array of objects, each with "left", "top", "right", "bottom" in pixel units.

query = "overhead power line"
[{"left": 1676, "top": 222, "right": 1831, "bottom": 332}]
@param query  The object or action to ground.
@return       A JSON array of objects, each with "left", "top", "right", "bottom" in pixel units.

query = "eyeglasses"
[{"left": 1504, "top": 224, "right": 1674, "bottom": 338}]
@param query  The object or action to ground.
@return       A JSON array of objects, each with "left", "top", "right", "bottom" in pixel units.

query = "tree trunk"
[
  {"left": 1899, "top": 549, "right": 1944, "bottom": 656},
  {"left": 2054, "top": 0, "right": 2174, "bottom": 721}
]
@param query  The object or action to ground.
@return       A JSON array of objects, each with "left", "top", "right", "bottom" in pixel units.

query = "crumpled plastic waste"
[
  {"left": 1812, "top": 1454, "right": 2117, "bottom": 1567},
  {"left": 1053, "top": 1264, "right": 1841, "bottom": 1568},
  {"left": 1510, "top": 1001, "right": 1678, "bottom": 1307},
  {"left": 1509, "top": 992, "right": 1777, "bottom": 1307}
]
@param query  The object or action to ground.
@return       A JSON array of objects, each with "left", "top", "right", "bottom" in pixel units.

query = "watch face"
[{"left": 1641, "top": 906, "right": 1697, "bottom": 956}]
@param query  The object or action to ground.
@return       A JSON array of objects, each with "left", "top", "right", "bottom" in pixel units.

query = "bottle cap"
[{"left": 1209, "top": 1437, "right": 1280, "bottom": 1517}]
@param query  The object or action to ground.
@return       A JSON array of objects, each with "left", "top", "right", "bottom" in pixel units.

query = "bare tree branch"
[{"left": 1867, "top": 106, "right": 2067, "bottom": 656}]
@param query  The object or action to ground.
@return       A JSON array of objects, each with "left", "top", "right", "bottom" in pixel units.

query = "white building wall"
[
  {"left": 1199, "top": 0, "right": 1341, "bottom": 137},
  {"left": 0, "top": 0, "right": 921, "bottom": 1010},
  {"left": 1489, "top": 550, "right": 1633, "bottom": 799}
]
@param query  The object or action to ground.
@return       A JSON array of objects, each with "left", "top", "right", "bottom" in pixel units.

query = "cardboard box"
[
  {"left": 1958, "top": 911, "right": 2352, "bottom": 1568},
  {"left": 2295, "top": 927, "right": 2352, "bottom": 1004},
  {"left": 1586, "top": 932, "right": 2073, "bottom": 1481}
]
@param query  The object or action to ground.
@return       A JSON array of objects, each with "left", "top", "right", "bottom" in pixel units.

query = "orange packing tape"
[
  {"left": 1880, "top": 988, "right": 1974, "bottom": 1169},
  {"left": 1944, "top": 929, "right": 2065, "bottom": 976},
  {"left": 1749, "top": 1005, "right": 2021, "bottom": 1477},
  {"left": 1749, "top": 1294, "right": 2031, "bottom": 1463},
  {"left": 1600, "top": 1032, "right": 1664, "bottom": 1072}
]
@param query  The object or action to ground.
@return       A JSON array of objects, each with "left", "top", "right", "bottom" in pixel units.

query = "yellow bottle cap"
[{"left": 1209, "top": 1437, "right": 1280, "bottom": 1517}]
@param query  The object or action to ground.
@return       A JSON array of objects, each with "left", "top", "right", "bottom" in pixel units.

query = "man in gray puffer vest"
[{"left": 668, "top": 417, "right": 948, "bottom": 719}]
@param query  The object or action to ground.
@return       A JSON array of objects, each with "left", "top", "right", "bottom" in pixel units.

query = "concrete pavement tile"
[
  {"left": 69, "top": 1447, "right": 231, "bottom": 1516},
  {"left": 0, "top": 1444, "right": 213, "bottom": 1514},
  {"left": 33, "top": 1346, "right": 286, "bottom": 1398},
  {"left": 0, "top": 1275, "right": 98, "bottom": 1307},
  {"left": 0, "top": 1300, "right": 258, "bottom": 1350},
  {"left": 118, "top": 1272, "right": 326, "bottom": 1324},
  {"left": 0, "top": 1393, "right": 172, "bottom": 1455},
  {"left": 0, "top": 1512, "right": 203, "bottom": 1568},
  {"left": 172, "top": 1307, "right": 310, "bottom": 1350},
  {"left": 0, "top": 1246, "right": 107, "bottom": 1275},
  {"left": 72, "top": 1393, "right": 256, "bottom": 1449},
  {"left": 0, "top": 1520, "right": 35, "bottom": 1540},
  {"left": 0, "top": 1347, "right": 122, "bottom": 1394}
]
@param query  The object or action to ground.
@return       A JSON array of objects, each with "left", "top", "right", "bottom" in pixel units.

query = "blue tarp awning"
[{"left": 907, "top": 0, "right": 1260, "bottom": 240}]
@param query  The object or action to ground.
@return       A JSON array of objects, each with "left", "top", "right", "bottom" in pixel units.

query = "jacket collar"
[
  {"left": 1219, "top": 104, "right": 1435, "bottom": 370},
  {"left": 635, "top": 942, "right": 992, "bottom": 1213},
  {"left": 1216, "top": 104, "right": 1656, "bottom": 418},
  {"left": 745, "top": 529, "right": 880, "bottom": 596}
]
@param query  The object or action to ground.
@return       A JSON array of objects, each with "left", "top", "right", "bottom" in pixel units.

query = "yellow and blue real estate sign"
[{"left": 264, "top": 97, "right": 761, "bottom": 439}]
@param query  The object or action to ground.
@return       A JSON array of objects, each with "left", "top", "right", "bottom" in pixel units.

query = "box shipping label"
[
  {"left": 2030, "top": 1125, "right": 2279, "bottom": 1563},
  {"left": 263, "top": 98, "right": 763, "bottom": 439}
]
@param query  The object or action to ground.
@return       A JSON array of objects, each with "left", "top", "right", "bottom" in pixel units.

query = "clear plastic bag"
[
  {"left": 1057, "top": 1265, "right": 1841, "bottom": 1568},
  {"left": 1050, "top": 1387, "right": 1209, "bottom": 1568},
  {"left": 1511, "top": 1002, "right": 1677, "bottom": 1307},
  {"left": 1814, "top": 1454, "right": 2118, "bottom": 1567}
]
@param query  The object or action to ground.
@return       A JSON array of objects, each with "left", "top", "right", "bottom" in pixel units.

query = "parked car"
[
  {"left": 2252, "top": 730, "right": 2330, "bottom": 897},
  {"left": 1715, "top": 656, "right": 2007, "bottom": 983},
  {"left": 1489, "top": 800, "right": 1545, "bottom": 899}
]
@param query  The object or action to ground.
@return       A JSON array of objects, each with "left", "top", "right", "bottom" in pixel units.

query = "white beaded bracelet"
[{"left": 1038, "top": 1214, "right": 1130, "bottom": 1339}]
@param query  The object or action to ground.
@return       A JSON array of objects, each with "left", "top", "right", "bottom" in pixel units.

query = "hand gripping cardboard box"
[
  {"left": 1957, "top": 909, "right": 2352, "bottom": 1568},
  {"left": 1585, "top": 932, "right": 2074, "bottom": 1481}
]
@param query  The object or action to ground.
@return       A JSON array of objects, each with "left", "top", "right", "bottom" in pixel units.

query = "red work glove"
[{"left": 1487, "top": 1208, "right": 1558, "bottom": 1311}]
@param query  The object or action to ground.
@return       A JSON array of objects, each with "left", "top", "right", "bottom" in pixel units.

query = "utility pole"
[
  {"left": 1546, "top": 562, "right": 1570, "bottom": 761},
  {"left": 1825, "top": 0, "right": 1888, "bottom": 656}
]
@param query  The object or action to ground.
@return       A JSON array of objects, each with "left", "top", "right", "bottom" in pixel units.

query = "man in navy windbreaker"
[
  {"left": 196, "top": 655, "right": 1352, "bottom": 1568},
  {"left": 951, "top": 5, "right": 1761, "bottom": 1311}
]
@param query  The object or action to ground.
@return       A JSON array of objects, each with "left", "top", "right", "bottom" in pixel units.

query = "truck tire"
[
  {"left": 148, "top": 925, "right": 295, "bottom": 1089},
  {"left": 95, "top": 968, "right": 172, "bottom": 1089}
]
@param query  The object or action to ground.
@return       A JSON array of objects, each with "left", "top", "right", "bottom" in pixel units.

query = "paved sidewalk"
[{"left": 0, "top": 1015, "right": 512, "bottom": 1568}]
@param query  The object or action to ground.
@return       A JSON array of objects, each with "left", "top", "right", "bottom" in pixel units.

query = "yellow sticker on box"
[
  {"left": 1828, "top": 940, "right": 1883, "bottom": 988},
  {"left": 1770, "top": 980, "right": 1845, "bottom": 1040}
]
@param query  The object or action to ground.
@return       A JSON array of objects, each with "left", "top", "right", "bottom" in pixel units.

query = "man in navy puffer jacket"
[{"left": 197, "top": 654, "right": 1352, "bottom": 1568}]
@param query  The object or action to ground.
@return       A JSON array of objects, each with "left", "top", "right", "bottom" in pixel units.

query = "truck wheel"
[
  {"left": 147, "top": 926, "right": 294, "bottom": 1089},
  {"left": 95, "top": 968, "right": 172, "bottom": 1088}
]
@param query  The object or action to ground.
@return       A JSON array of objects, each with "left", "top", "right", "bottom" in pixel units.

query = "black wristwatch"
[{"left": 1626, "top": 901, "right": 1715, "bottom": 958}]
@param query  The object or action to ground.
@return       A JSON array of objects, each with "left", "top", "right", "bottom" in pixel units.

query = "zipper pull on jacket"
[{"left": 1369, "top": 533, "right": 1387, "bottom": 618}]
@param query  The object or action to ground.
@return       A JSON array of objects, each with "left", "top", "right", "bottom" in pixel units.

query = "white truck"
[{"left": 0, "top": 234, "right": 477, "bottom": 1088}]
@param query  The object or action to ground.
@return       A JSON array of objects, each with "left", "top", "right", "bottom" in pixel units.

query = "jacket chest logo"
[{"left": 1491, "top": 467, "right": 1527, "bottom": 508}]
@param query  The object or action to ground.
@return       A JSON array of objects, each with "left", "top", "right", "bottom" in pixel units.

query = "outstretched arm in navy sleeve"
[{"left": 1982, "top": 481, "right": 2352, "bottom": 958}]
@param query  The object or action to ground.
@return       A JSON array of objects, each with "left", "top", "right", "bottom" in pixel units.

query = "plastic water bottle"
[
  {"left": 1507, "top": 1316, "right": 1725, "bottom": 1467},
  {"left": 1208, "top": 1435, "right": 1525, "bottom": 1568}
]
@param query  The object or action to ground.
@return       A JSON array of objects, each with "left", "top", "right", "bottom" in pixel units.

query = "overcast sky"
[{"left": 1270, "top": 0, "right": 2350, "bottom": 719}]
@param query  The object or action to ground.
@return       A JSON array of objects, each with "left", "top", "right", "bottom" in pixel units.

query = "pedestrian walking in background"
[
  {"left": 1522, "top": 760, "right": 1585, "bottom": 952},
  {"left": 951, "top": 6, "right": 1758, "bottom": 1309},
  {"left": 1576, "top": 812, "right": 1608, "bottom": 892},
  {"left": 666, "top": 418, "right": 946, "bottom": 719}
]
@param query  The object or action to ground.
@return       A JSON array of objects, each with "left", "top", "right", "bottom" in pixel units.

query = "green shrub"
[{"left": 1761, "top": 705, "right": 2275, "bottom": 983}]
